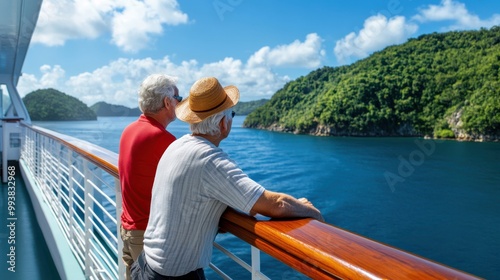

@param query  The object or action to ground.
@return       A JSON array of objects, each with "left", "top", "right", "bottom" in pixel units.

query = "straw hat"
[{"left": 176, "top": 77, "right": 239, "bottom": 123}]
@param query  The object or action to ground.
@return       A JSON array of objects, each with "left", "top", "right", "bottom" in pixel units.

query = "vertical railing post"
[
  {"left": 115, "top": 177, "right": 125, "bottom": 280},
  {"left": 68, "top": 150, "right": 76, "bottom": 247},
  {"left": 30, "top": 129, "right": 35, "bottom": 169},
  {"left": 36, "top": 131, "right": 41, "bottom": 176},
  {"left": 40, "top": 135, "right": 47, "bottom": 194},
  {"left": 42, "top": 137, "right": 52, "bottom": 202},
  {"left": 83, "top": 160, "right": 94, "bottom": 277},
  {"left": 34, "top": 132, "right": 40, "bottom": 178},
  {"left": 20, "top": 127, "right": 27, "bottom": 168},
  {"left": 251, "top": 246, "right": 262, "bottom": 280},
  {"left": 54, "top": 141, "right": 63, "bottom": 220},
  {"left": 21, "top": 127, "right": 28, "bottom": 168},
  {"left": 24, "top": 128, "right": 31, "bottom": 170}
]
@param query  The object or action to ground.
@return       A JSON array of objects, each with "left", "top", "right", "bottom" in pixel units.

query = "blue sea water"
[{"left": 34, "top": 116, "right": 500, "bottom": 279}]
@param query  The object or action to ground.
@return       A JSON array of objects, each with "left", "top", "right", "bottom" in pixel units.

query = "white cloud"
[
  {"left": 19, "top": 33, "right": 326, "bottom": 106},
  {"left": 111, "top": 0, "right": 189, "bottom": 53},
  {"left": 33, "top": 0, "right": 112, "bottom": 46},
  {"left": 32, "top": 0, "right": 188, "bottom": 52},
  {"left": 18, "top": 65, "right": 66, "bottom": 93},
  {"left": 333, "top": 0, "right": 499, "bottom": 65},
  {"left": 18, "top": 56, "right": 289, "bottom": 107},
  {"left": 248, "top": 33, "right": 325, "bottom": 68},
  {"left": 413, "top": 0, "right": 500, "bottom": 30},
  {"left": 334, "top": 14, "right": 418, "bottom": 64}
]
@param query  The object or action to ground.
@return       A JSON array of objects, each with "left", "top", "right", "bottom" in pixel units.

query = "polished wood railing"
[
  {"left": 220, "top": 209, "right": 479, "bottom": 279},
  {"left": 21, "top": 123, "right": 479, "bottom": 279},
  {"left": 28, "top": 124, "right": 119, "bottom": 176}
]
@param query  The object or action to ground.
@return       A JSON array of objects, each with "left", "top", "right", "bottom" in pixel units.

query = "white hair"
[
  {"left": 190, "top": 109, "right": 233, "bottom": 136},
  {"left": 138, "top": 74, "right": 178, "bottom": 114}
]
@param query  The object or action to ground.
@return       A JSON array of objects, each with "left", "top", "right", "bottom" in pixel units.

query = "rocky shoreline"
[{"left": 247, "top": 123, "right": 499, "bottom": 142}]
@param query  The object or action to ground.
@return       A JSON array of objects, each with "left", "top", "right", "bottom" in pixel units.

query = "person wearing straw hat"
[
  {"left": 132, "top": 77, "right": 323, "bottom": 280},
  {"left": 119, "top": 74, "right": 183, "bottom": 280}
]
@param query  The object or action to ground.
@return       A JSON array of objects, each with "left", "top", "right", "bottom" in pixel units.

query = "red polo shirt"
[{"left": 119, "top": 115, "right": 176, "bottom": 230}]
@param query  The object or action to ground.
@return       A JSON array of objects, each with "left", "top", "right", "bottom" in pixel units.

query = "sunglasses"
[
  {"left": 231, "top": 111, "right": 236, "bottom": 118},
  {"left": 172, "top": 95, "right": 183, "bottom": 102}
]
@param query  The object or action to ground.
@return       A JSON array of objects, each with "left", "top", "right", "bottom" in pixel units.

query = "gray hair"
[
  {"left": 138, "top": 74, "right": 178, "bottom": 114},
  {"left": 190, "top": 109, "right": 233, "bottom": 136}
]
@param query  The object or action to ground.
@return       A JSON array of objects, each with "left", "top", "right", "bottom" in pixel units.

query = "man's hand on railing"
[
  {"left": 249, "top": 190, "right": 325, "bottom": 222},
  {"left": 298, "top": 197, "right": 324, "bottom": 222}
]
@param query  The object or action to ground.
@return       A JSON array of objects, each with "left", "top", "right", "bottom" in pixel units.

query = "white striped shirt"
[{"left": 143, "top": 134, "right": 265, "bottom": 276}]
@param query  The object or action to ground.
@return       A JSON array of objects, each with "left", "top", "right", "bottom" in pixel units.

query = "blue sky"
[{"left": 18, "top": 0, "right": 500, "bottom": 108}]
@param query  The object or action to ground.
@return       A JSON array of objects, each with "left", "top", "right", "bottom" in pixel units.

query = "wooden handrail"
[
  {"left": 23, "top": 123, "right": 119, "bottom": 178},
  {"left": 220, "top": 209, "right": 480, "bottom": 280},
  {"left": 23, "top": 123, "right": 480, "bottom": 279}
]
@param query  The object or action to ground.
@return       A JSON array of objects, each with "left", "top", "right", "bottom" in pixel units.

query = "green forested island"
[
  {"left": 23, "top": 88, "right": 97, "bottom": 121},
  {"left": 244, "top": 27, "right": 500, "bottom": 141},
  {"left": 233, "top": 99, "right": 268, "bottom": 115},
  {"left": 90, "top": 101, "right": 142, "bottom": 117}
]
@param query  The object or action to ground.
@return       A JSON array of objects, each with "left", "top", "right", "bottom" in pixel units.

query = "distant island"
[
  {"left": 90, "top": 102, "right": 142, "bottom": 117},
  {"left": 233, "top": 99, "right": 268, "bottom": 115},
  {"left": 90, "top": 99, "right": 268, "bottom": 117},
  {"left": 23, "top": 88, "right": 97, "bottom": 121},
  {"left": 23, "top": 89, "right": 269, "bottom": 120},
  {"left": 244, "top": 26, "right": 500, "bottom": 141}
]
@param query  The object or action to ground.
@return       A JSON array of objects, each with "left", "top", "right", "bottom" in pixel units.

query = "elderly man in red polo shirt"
[{"left": 118, "top": 74, "right": 182, "bottom": 280}]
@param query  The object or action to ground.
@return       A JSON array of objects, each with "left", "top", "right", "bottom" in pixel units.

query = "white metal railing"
[
  {"left": 19, "top": 123, "right": 270, "bottom": 280},
  {"left": 20, "top": 125, "right": 123, "bottom": 279},
  {"left": 211, "top": 243, "right": 269, "bottom": 280}
]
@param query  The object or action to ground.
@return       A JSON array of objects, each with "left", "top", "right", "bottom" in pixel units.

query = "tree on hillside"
[{"left": 23, "top": 88, "right": 97, "bottom": 121}]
